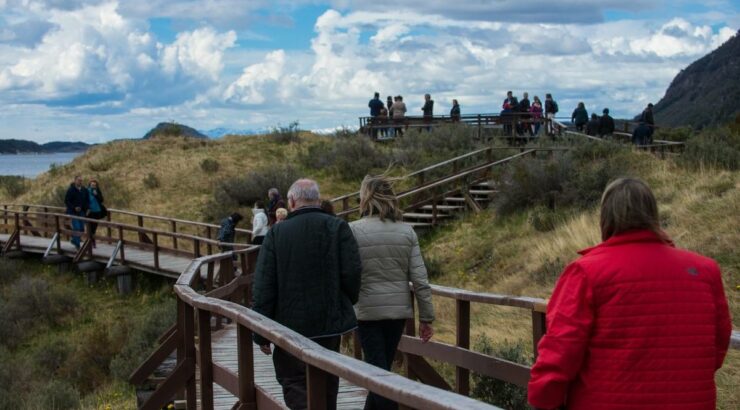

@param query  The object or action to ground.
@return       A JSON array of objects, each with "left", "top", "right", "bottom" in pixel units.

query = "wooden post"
[
  {"left": 2, "top": 205, "right": 7, "bottom": 231},
  {"left": 153, "top": 232, "right": 159, "bottom": 270},
  {"left": 194, "top": 239, "right": 201, "bottom": 258},
  {"left": 307, "top": 365, "right": 329, "bottom": 410},
  {"left": 118, "top": 226, "right": 125, "bottom": 262},
  {"left": 55, "top": 215, "right": 62, "bottom": 254},
  {"left": 178, "top": 299, "right": 197, "bottom": 408},
  {"left": 43, "top": 207, "right": 49, "bottom": 238},
  {"left": 456, "top": 300, "right": 471, "bottom": 396},
  {"left": 171, "top": 221, "right": 178, "bottom": 250},
  {"left": 532, "top": 310, "right": 547, "bottom": 360},
  {"left": 106, "top": 212, "right": 112, "bottom": 241},
  {"left": 206, "top": 226, "right": 213, "bottom": 255},
  {"left": 137, "top": 215, "right": 144, "bottom": 229},
  {"left": 342, "top": 198, "right": 349, "bottom": 220},
  {"left": 431, "top": 196, "right": 438, "bottom": 226},
  {"left": 236, "top": 324, "right": 257, "bottom": 408},
  {"left": 353, "top": 330, "right": 362, "bottom": 360},
  {"left": 197, "top": 309, "right": 214, "bottom": 410},
  {"left": 477, "top": 114, "right": 482, "bottom": 139},
  {"left": 404, "top": 292, "right": 416, "bottom": 380}
]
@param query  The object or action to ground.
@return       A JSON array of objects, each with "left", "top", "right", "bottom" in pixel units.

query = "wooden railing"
[
  {"left": 1, "top": 203, "right": 253, "bottom": 249},
  {"left": 333, "top": 147, "right": 568, "bottom": 220}
]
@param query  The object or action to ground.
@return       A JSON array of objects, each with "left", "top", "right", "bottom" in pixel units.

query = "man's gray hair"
[
  {"left": 268, "top": 188, "right": 279, "bottom": 197},
  {"left": 287, "top": 179, "right": 320, "bottom": 204}
]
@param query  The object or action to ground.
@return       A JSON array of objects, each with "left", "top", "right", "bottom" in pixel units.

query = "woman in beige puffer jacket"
[{"left": 349, "top": 175, "right": 435, "bottom": 410}]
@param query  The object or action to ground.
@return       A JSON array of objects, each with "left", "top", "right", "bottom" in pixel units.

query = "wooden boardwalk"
[{"left": 0, "top": 232, "right": 367, "bottom": 409}]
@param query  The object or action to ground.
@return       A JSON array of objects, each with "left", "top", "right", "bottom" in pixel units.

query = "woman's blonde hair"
[
  {"left": 600, "top": 178, "right": 669, "bottom": 242},
  {"left": 276, "top": 208, "right": 288, "bottom": 219},
  {"left": 359, "top": 174, "right": 402, "bottom": 222}
]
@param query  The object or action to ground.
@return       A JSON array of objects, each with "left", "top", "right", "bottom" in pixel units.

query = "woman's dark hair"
[
  {"left": 600, "top": 178, "right": 669, "bottom": 242},
  {"left": 231, "top": 212, "right": 243, "bottom": 223}
]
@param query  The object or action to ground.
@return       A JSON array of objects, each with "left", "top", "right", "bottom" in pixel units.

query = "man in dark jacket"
[
  {"left": 501, "top": 91, "right": 519, "bottom": 135},
  {"left": 217, "top": 212, "right": 243, "bottom": 259},
  {"left": 421, "top": 93, "right": 434, "bottom": 132},
  {"left": 368, "top": 92, "right": 385, "bottom": 138},
  {"left": 253, "top": 178, "right": 362, "bottom": 410},
  {"left": 632, "top": 122, "right": 651, "bottom": 146},
  {"left": 599, "top": 108, "right": 615, "bottom": 137},
  {"left": 64, "top": 175, "right": 89, "bottom": 249},
  {"left": 518, "top": 92, "right": 531, "bottom": 135},
  {"left": 640, "top": 103, "right": 655, "bottom": 143},
  {"left": 586, "top": 113, "right": 600, "bottom": 136}
]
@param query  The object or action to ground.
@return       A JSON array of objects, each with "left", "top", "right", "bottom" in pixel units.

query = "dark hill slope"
[
  {"left": 0, "top": 139, "right": 91, "bottom": 154},
  {"left": 652, "top": 31, "right": 740, "bottom": 129},
  {"left": 143, "top": 122, "right": 207, "bottom": 140}
]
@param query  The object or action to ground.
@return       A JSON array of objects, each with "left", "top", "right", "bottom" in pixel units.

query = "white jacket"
[
  {"left": 349, "top": 216, "right": 435, "bottom": 322},
  {"left": 252, "top": 208, "right": 268, "bottom": 239}
]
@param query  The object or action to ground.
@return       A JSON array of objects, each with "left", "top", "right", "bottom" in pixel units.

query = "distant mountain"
[
  {"left": 201, "top": 127, "right": 267, "bottom": 138},
  {"left": 0, "top": 139, "right": 92, "bottom": 154},
  {"left": 651, "top": 30, "right": 740, "bottom": 129},
  {"left": 142, "top": 122, "right": 208, "bottom": 139}
]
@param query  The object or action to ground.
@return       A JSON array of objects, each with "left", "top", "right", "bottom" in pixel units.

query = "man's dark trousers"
[
  {"left": 273, "top": 335, "right": 341, "bottom": 410},
  {"left": 357, "top": 319, "right": 406, "bottom": 410}
]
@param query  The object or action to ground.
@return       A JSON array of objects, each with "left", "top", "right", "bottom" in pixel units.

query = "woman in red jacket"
[{"left": 528, "top": 178, "right": 732, "bottom": 410}]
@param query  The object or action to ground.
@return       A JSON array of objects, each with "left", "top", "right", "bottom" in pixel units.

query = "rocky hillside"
[
  {"left": 652, "top": 30, "right": 740, "bottom": 129},
  {"left": 142, "top": 122, "right": 207, "bottom": 140}
]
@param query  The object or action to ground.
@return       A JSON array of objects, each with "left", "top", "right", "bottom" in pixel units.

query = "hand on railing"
[{"left": 419, "top": 322, "right": 433, "bottom": 343}]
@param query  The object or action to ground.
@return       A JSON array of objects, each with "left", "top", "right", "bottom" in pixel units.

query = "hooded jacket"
[
  {"left": 64, "top": 183, "right": 89, "bottom": 214},
  {"left": 251, "top": 208, "right": 268, "bottom": 239},
  {"left": 528, "top": 230, "right": 731, "bottom": 410}
]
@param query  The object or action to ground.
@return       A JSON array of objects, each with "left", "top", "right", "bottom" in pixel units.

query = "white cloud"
[
  {"left": 160, "top": 27, "right": 236, "bottom": 81},
  {"left": 224, "top": 49, "right": 286, "bottom": 104}
]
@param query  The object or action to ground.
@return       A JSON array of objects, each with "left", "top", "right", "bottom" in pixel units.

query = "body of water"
[{"left": 0, "top": 152, "right": 82, "bottom": 177}]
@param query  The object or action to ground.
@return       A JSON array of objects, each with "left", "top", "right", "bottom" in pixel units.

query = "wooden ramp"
[{"left": 206, "top": 325, "right": 367, "bottom": 409}]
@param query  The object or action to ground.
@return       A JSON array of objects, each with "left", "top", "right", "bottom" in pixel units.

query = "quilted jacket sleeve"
[
  {"left": 338, "top": 220, "right": 362, "bottom": 305},
  {"left": 710, "top": 262, "right": 732, "bottom": 370},
  {"left": 408, "top": 230, "right": 435, "bottom": 323},
  {"left": 528, "top": 262, "right": 594, "bottom": 409},
  {"left": 252, "top": 230, "right": 277, "bottom": 346}
]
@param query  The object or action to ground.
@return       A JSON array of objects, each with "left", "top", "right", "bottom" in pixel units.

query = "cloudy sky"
[{"left": 0, "top": 0, "right": 737, "bottom": 142}]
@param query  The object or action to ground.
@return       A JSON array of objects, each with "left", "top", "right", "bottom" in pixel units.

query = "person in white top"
[{"left": 251, "top": 200, "right": 269, "bottom": 245}]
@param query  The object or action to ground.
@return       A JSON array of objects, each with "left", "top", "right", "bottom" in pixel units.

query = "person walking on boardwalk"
[
  {"left": 544, "top": 93, "right": 559, "bottom": 135},
  {"left": 217, "top": 212, "right": 243, "bottom": 258},
  {"left": 86, "top": 179, "right": 107, "bottom": 248},
  {"left": 528, "top": 178, "right": 731, "bottom": 410},
  {"left": 350, "top": 174, "right": 435, "bottom": 410},
  {"left": 64, "top": 175, "right": 89, "bottom": 250},
  {"left": 251, "top": 201, "right": 268, "bottom": 245},
  {"left": 368, "top": 92, "right": 385, "bottom": 138},
  {"left": 599, "top": 108, "right": 615, "bottom": 138},
  {"left": 530, "top": 96, "right": 544, "bottom": 136},
  {"left": 450, "top": 99, "right": 461, "bottom": 122},
  {"left": 253, "top": 178, "right": 362, "bottom": 410},
  {"left": 267, "top": 188, "right": 286, "bottom": 226},
  {"left": 571, "top": 102, "right": 589, "bottom": 132}
]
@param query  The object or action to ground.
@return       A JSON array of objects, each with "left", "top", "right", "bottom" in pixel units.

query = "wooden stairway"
[{"left": 401, "top": 180, "right": 497, "bottom": 229}]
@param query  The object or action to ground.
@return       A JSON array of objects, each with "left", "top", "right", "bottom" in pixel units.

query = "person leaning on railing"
[
  {"left": 527, "top": 178, "right": 732, "bottom": 410},
  {"left": 349, "top": 174, "right": 435, "bottom": 410}
]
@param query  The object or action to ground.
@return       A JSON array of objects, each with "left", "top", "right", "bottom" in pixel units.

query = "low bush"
[
  {"left": 4, "top": 276, "right": 78, "bottom": 330},
  {"left": 392, "top": 124, "right": 479, "bottom": 168},
  {"left": 33, "top": 335, "right": 73, "bottom": 375},
  {"left": 29, "top": 380, "right": 80, "bottom": 410},
  {"left": 528, "top": 206, "right": 562, "bottom": 232},
  {"left": 495, "top": 141, "right": 635, "bottom": 214},
  {"left": 530, "top": 258, "right": 565, "bottom": 285},
  {"left": 300, "top": 137, "right": 391, "bottom": 181},
  {"left": 87, "top": 160, "right": 112, "bottom": 172},
  {"left": 0, "top": 347, "right": 32, "bottom": 410},
  {"left": 270, "top": 121, "right": 301, "bottom": 144},
  {"left": 0, "top": 176, "right": 27, "bottom": 198},
  {"left": 0, "top": 258, "right": 22, "bottom": 285},
  {"left": 110, "top": 303, "right": 176, "bottom": 381},
  {"left": 472, "top": 337, "right": 530, "bottom": 409},
  {"left": 424, "top": 256, "right": 444, "bottom": 281},
  {"left": 59, "top": 323, "right": 122, "bottom": 393},
  {"left": 142, "top": 173, "right": 160, "bottom": 189},
  {"left": 680, "top": 126, "right": 740, "bottom": 170},
  {"left": 200, "top": 158, "right": 220, "bottom": 173},
  {"left": 204, "top": 165, "right": 300, "bottom": 221}
]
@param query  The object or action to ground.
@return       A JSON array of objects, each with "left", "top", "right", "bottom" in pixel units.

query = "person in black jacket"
[
  {"left": 86, "top": 179, "right": 107, "bottom": 248},
  {"left": 518, "top": 92, "right": 531, "bottom": 135},
  {"left": 599, "top": 108, "right": 615, "bottom": 137},
  {"left": 64, "top": 175, "right": 89, "bottom": 249},
  {"left": 253, "top": 178, "right": 362, "bottom": 410},
  {"left": 545, "top": 93, "right": 559, "bottom": 135},
  {"left": 450, "top": 99, "right": 461, "bottom": 122},
  {"left": 421, "top": 93, "right": 434, "bottom": 132},
  {"left": 632, "top": 122, "right": 651, "bottom": 146},
  {"left": 586, "top": 113, "right": 600, "bottom": 136},
  {"left": 571, "top": 102, "right": 589, "bottom": 132},
  {"left": 640, "top": 103, "right": 655, "bottom": 143}
]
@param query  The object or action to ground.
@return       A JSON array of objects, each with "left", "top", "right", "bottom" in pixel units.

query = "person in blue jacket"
[{"left": 368, "top": 92, "right": 385, "bottom": 138}]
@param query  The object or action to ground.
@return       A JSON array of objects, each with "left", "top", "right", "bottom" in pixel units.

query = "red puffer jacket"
[{"left": 528, "top": 230, "right": 732, "bottom": 410}]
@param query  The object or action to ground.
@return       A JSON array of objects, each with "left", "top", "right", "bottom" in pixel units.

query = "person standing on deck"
[
  {"left": 251, "top": 201, "right": 268, "bottom": 245},
  {"left": 530, "top": 96, "right": 543, "bottom": 136},
  {"left": 599, "top": 108, "right": 615, "bottom": 138},
  {"left": 544, "top": 93, "right": 559, "bottom": 135},
  {"left": 217, "top": 212, "right": 243, "bottom": 259},
  {"left": 501, "top": 91, "right": 519, "bottom": 135},
  {"left": 391, "top": 96, "right": 407, "bottom": 137},
  {"left": 528, "top": 178, "right": 731, "bottom": 410},
  {"left": 640, "top": 103, "right": 655, "bottom": 143},
  {"left": 421, "top": 93, "right": 434, "bottom": 132},
  {"left": 368, "top": 92, "right": 385, "bottom": 138},
  {"left": 571, "top": 102, "right": 589, "bottom": 132},
  {"left": 586, "top": 113, "right": 600, "bottom": 136},
  {"left": 267, "top": 188, "right": 286, "bottom": 226},
  {"left": 518, "top": 92, "right": 531, "bottom": 136},
  {"left": 253, "top": 179, "right": 362, "bottom": 410},
  {"left": 86, "top": 179, "right": 107, "bottom": 248},
  {"left": 64, "top": 175, "right": 89, "bottom": 250},
  {"left": 350, "top": 174, "right": 435, "bottom": 410},
  {"left": 450, "top": 99, "right": 461, "bottom": 122}
]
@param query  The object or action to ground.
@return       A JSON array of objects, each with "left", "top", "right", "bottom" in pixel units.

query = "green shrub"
[
  {"left": 43, "top": 185, "right": 68, "bottom": 207},
  {"left": 270, "top": 121, "right": 301, "bottom": 144},
  {"left": 33, "top": 335, "right": 73, "bottom": 375},
  {"left": 424, "top": 256, "right": 444, "bottom": 281},
  {"left": 200, "top": 158, "right": 220, "bottom": 173},
  {"left": 5, "top": 276, "right": 78, "bottom": 327},
  {"left": 0, "top": 347, "right": 31, "bottom": 410},
  {"left": 300, "top": 137, "right": 391, "bottom": 181},
  {"left": 0, "top": 176, "right": 27, "bottom": 198},
  {"left": 59, "top": 323, "right": 121, "bottom": 393},
  {"left": 29, "top": 380, "right": 80, "bottom": 410},
  {"left": 0, "top": 258, "right": 22, "bottom": 285},
  {"left": 528, "top": 206, "right": 562, "bottom": 232},
  {"left": 110, "top": 303, "right": 176, "bottom": 381},
  {"left": 680, "top": 126, "right": 740, "bottom": 170},
  {"left": 530, "top": 258, "right": 565, "bottom": 285},
  {"left": 653, "top": 126, "right": 693, "bottom": 142},
  {"left": 204, "top": 164, "right": 300, "bottom": 221},
  {"left": 87, "top": 160, "right": 112, "bottom": 172},
  {"left": 142, "top": 173, "right": 160, "bottom": 189},
  {"left": 472, "top": 337, "right": 530, "bottom": 409},
  {"left": 392, "top": 124, "right": 480, "bottom": 168}
]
